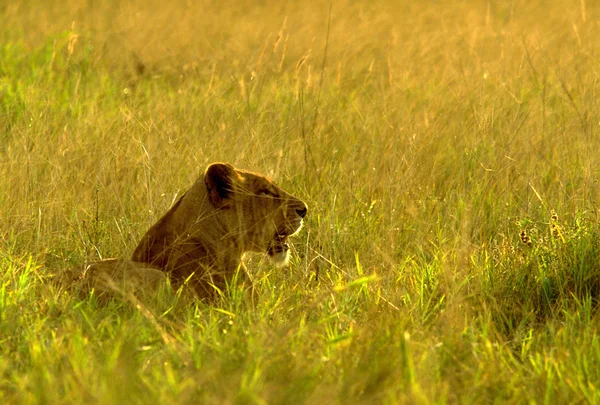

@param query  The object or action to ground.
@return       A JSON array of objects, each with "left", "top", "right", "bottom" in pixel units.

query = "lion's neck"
[{"left": 131, "top": 178, "right": 246, "bottom": 276}]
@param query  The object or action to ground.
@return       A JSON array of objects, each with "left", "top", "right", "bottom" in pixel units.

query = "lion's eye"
[{"left": 259, "top": 189, "right": 277, "bottom": 197}]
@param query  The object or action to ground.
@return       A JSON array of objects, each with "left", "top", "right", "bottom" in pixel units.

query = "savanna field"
[{"left": 2, "top": 0, "right": 600, "bottom": 403}]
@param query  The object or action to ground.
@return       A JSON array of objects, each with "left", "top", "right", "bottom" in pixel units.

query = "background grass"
[{"left": 2, "top": 0, "right": 600, "bottom": 403}]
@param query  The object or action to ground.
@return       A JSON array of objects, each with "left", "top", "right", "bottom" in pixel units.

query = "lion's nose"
[{"left": 296, "top": 205, "right": 307, "bottom": 218}]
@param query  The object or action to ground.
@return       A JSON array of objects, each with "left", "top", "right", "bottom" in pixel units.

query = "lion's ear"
[{"left": 205, "top": 162, "right": 237, "bottom": 208}]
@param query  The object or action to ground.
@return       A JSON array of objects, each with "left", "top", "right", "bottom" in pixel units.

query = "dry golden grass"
[{"left": 2, "top": 0, "right": 600, "bottom": 403}]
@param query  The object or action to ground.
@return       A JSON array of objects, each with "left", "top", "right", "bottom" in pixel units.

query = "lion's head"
[{"left": 204, "top": 162, "right": 308, "bottom": 266}]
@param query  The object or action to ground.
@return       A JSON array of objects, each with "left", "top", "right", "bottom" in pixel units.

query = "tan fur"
[
  {"left": 61, "top": 259, "right": 168, "bottom": 300},
  {"left": 130, "top": 162, "right": 308, "bottom": 300},
  {"left": 64, "top": 163, "right": 307, "bottom": 301}
]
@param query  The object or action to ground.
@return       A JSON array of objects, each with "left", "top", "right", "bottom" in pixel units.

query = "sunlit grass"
[{"left": 2, "top": 0, "right": 600, "bottom": 403}]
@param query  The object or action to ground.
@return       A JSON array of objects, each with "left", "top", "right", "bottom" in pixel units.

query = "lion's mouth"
[
  {"left": 266, "top": 219, "right": 303, "bottom": 265},
  {"left": 267, "top": 234, "right": 290, "bottom": 257}
]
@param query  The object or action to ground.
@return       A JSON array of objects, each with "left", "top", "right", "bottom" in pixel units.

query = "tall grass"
[{"left": 2, "top": 0, "right": 600, "bottom": 403}]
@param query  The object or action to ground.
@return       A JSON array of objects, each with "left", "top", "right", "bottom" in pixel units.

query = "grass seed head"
[{"left": 520, "top": 230, "right": 532, "bottom": 247}]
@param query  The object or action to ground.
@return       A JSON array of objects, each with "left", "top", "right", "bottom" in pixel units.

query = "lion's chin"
[
  {"left": 269, "top": 249, "right": 290, "bottom": 267},
  {"left": 267, "top": 238, "right": 291, "bottom": 267}
]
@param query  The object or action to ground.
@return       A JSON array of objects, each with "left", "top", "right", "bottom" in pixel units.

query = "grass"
[{"left": 2, "top": 0, "right": 600, "bottom": 403}]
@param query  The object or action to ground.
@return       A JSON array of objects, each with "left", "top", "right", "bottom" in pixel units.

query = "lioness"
[
  {"left": 131, "top": 162, "right": 308, "bottom": 300},
  {"left": 63, "top": 162, "right": 307, "bottom": 302}
]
